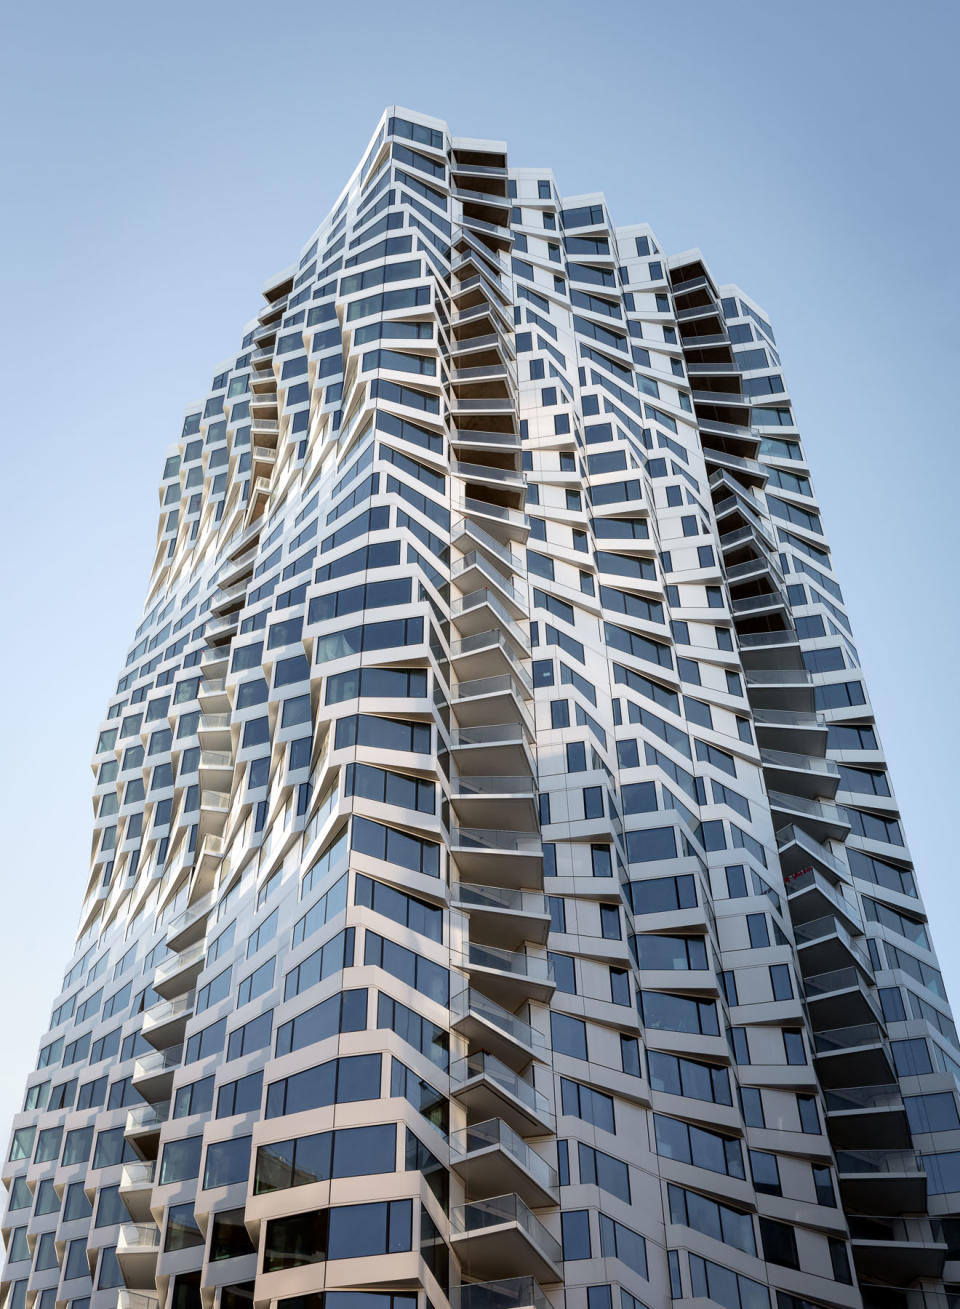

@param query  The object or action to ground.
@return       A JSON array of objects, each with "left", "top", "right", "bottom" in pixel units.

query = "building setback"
[{"left": 3, "top": 106, "right": 959, "bottom": 1309}]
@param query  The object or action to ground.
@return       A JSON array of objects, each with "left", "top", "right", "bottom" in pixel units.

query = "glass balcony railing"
[
  {"left": 451, "top": 988, "right": 547, "bottom": 1054},
  {"left": 117, "top": 1223, "right": 160, "bottom": 1252},
  {"left": 450, "top": 1277, "right": 552, "bottom": 1309},
  {"left": 455, "top": 884, "right": 548, "bottom": 916},
  {"left": 125, "top": 1102, "right": 169, "bottom": 1133},
  {"left": 824, "top": 1084, "right": 904, "bottom": 1113},
  {"left": 451, "top": 1195, "right": 561, "bottom": 1267},
  {"left": 453, "top": 827, "right": 541, "bottom": 855},
  {"left": 452, "top": 1118, "right": 557, "bottom": 1192},
  {"left": 132, "top": 1046, "right": 182, "bottom": 1080},
  {"left": 119, "top": 1161, "right": 156, "bottom": 1190},
  {"left": 814, "top": 1023, "right": 885, "bottom": 1054},
  {"left": 450, "top": 1052, "right": 552, "bottom": 1121},
  {"left": 466, "top": 944, "right": 553, "bottom": 984},
  {"left": 834, "top": 1148, "right": 923, "bottom": 1176},
  {"left": 454, "top": 776, "right": 536, "bottom": 797}
]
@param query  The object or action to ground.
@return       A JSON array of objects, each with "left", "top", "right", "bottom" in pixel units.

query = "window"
[
  {"left": 266, "top": 1054, "right": 381, "bottom": 1118},
  {"left": 760, "top": 1218, "right": 799, "bottom": 1270},
  {"left": 654, "top": 1114, "right": 744, "bottom": 1178},
  {"left": 750, "top": 1150, "right": 781, "bottom": 1196},
  {"left": 173, "top": 1075, "right": 215, "bottom": 1120},
  {"left": 263, "top": 1199, "right": 412, "bottom": 1272},
  {"left": 165, "top": 1203, "right": 204, "bottom": 1252},
  {"left": 648, "top": 1050, "right": 732, "bottom": 1106},
  {"left": 63, "top": 1182, "right": 92, "bottom": 1221},
  {"left": 579, "top": 1143, "right": 630, "bottom": 1202},
  {"left": 560, "top": 1077, "right": 615, "bottom": 1133},
  {"left": 561, "top": 1210, "right": 592, "bottom": 1261},
  {"left": 210, "top": 1208, "right": 257, "bottom": 1261},
  {"left": 217, "top": 1071, "right": 263, "bottom": 1119},
  {"left": 255, "top": 1124, "right": 396, "bottom": 1194},
  {"left": 689, "top": 1254, "right": 770, "bottom": 1309},
  {"left": 599, "top": 1213, "right": 647, "bottom": 1276},
  {"left": 203, "top": 1136, "right": 252, "bottom": 1189},
  {"left": 551, "top": 1012, "right": 588, "bottom": 1060},
  {"left": 668, "top": 1184, "right": 755, "bottom": 1255},
  {"left": 158, "top": 1136, "right": 203, "bottom": 1186}
]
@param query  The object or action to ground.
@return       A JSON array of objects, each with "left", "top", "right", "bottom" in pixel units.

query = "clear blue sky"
[{"left": 1, "top": 0, "right": 957, "bottom": 1134}]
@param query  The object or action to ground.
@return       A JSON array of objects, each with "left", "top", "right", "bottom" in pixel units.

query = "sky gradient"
[{"left": 1, "top": 0, "right": 958, "bottom": 1135}]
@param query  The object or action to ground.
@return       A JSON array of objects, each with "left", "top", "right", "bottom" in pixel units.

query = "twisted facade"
[{"left": 3, "top": 106, "right": 959, "bottom": 1309}]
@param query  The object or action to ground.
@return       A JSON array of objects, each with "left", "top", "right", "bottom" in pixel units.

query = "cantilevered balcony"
[
  {"left": 778, "top": 824, "right": 848, "bottom": 881},
  {"left": 115, "top": 1223, "right": 160, "bottom": 1288},
  {"left": 794, "top": 913, "right": 869, "bottom": 976},
  {"left": 457, "top": 495, "right": 528, "bottom": 544},
  {"left": 141, "top": 992, "right": 194, "bottom": 1047},
  {"left": 767, "top": 789, "right": 850, "bottom": 843},
  {"left": 849, "top": 1216, "right": 947, "bottom": 1282},
  {"left": 451, "top": 1194, "right": 561, "bottom": 1283},
  {"left": 834, "top": 1148, "right": 927, "bottom": 1214},
  {"left": 461, "top": 942, "right": 555, "bottom": 1006},
  {"left": 118, "top": 1162, "right": 155, "bottom": 1222},
  {"left": 451, "top": 1276, "right": 553, "bottom": 1309},
  {"left": 131, "top": 1046, "right": 181, "bottom": 1103},
  {"left": 760, "top": 748, "right": 839, "bottom": 800},
  {"left": 451, "top": 629, "right": 532, "bottom": 687},
  {"left": 165, "top": 892, "right": 214, "bottom": 950},
  {"left": 152, "top": 941, "right": 205, "bottom": 999},
  {"left": 451, "top": 988, "right": 548, "bottom": 1072},
  {"left": 451, "top": 776, "right": 538, "bottom": 829},
  {"left": 450, "top": 1052, "right": 555, "bottom": 1138},
  {"left": 787, "top": 866, "right": 862, "bottom": 930},
  {"left": 813, "top": 1023, "right": 894, "bottom": 1089},
  {"left": 117, "top": 1292, "right": 160, "bottom": 1309},
  {"left": 452, "top": 884, "right": 550, "bottom": 948},
  {"left": 824, "top": 1085, "right": 911, "bottom": 1150},
  {"left": 803, "top": 967, "right": 882, "bottom": 1030},
  {"left": 451, "top": 717, "right": 535, "bottom": 775},
  {"left": 752, "top": 708, "right": 828, "bottom": 754},
  {"left": 452, "top": 1118, "right": 557, "bottom": 1208},
  {"left": 451, "top": 827, "right": 543, "bottom": 889},
  {"left": 124, "top": 1102, "right": 169, "bottom": 1160}
]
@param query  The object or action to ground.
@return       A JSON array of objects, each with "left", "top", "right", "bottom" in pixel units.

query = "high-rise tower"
[{"left": 4, "top": 107, "right": 958, "bottom": 1309}]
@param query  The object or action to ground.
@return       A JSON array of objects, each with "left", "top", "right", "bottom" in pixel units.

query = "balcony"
[
  {"left": 451, "top": 1052, "right": 555, "bottom": 1138},
  {"left": 824, "top": 1085, "right": 911, "bottom": 1150},
  {"left": 849, "top": 1216, "right": 947, "bottom": 1281},
  {"left": 166, "top": 892, "right": 214, "bottom": 950},
  {"left": 462, "top": 942, "right": 555, "bottom": 1006},
  {"left": 204, "top": 611, "right": 239, "bottom": 646},
  {"left": 132, "top": 1046, "right": 182, "bottom": 1102},
  {"left": 813, "top": 1023, "right": 894, "bottom": 1089},
  {"left": 116, "top": 1223, "right": 160, "bottom": 1288},
  {"left": 451, "top": 776, "right": 538, "bottom": 829},
  {"left": 457, "top": 495, "right": 528, "bottom": 544},
  {"left": 794, "top": 912, "right": 869, "bottom": 975},
  {"left": 451, "top": 629, "right": 532, "bottom": 688},
  {"left": 451, "top": 589, "right": 527, "bottom": 650},
  {"left": 451, "top": 1195, "right": 561, "bottom": 1283},
  {"left": 452, "top": 1119, "right": 557, "bottom": 1208},
  {"left": 453, "top": 553, "right": 526, "bottom": 618},
  {"left": 737, "top": 628, "right": 803, "bottom": 668},
  {"left": 451, "top": 716, "right": 535, "bottom": 774},
  {"left": 777, "top": 823, "right": 848, "bottom": 881},
  {"left": 767, "top": 789, "right": 850, "bottom": 842},
  {"left": 124, "top": 1102, "right": 169, "bottom": 1160},
  {"left": 451, "top": 827, "right": 543, "bottom": 889},
  {"left": 453, "top": 883, "right": 550, "bottom": 948},
  {"left": 118, "top": 1293, "right": 160, "bottom": 1309},
  {"left": 450, "top": 1276, "right": 552, "bottom": 1309},
  {"left": 119, "top": 1162, "right": 155, "bottom": 1222},
  {"left": 787, "top": 866, "right": 862, "bottom": 930},
  {"left": 803, "top": 967, "right": 882, "bottom": 1029},
  {"left": 141, "top": 992, "right": 194, "bottom": 1047},
  {"left": 834, "top": 1148, "right": 927, "bottom": 1214},
  {"left": 752, "top": 708, "right": 828, "bottom": 753},
  {"left": 197, "top": 712, "right": 232, "bottom": 747},
  {"left": 198, "top": 788, "right": 231, "bottom": 835},
  {"left": 452, "top": 668, "right": 532, "bottom": 714},
  {"left": 152, "top": 941, "right": 205, "bottom": 999},
  {"left": 451, "top": 988, "right": 547, "bottom": 1072},
  {"left": 760, "top": 747, "right": 840, "bottom": 799}
]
